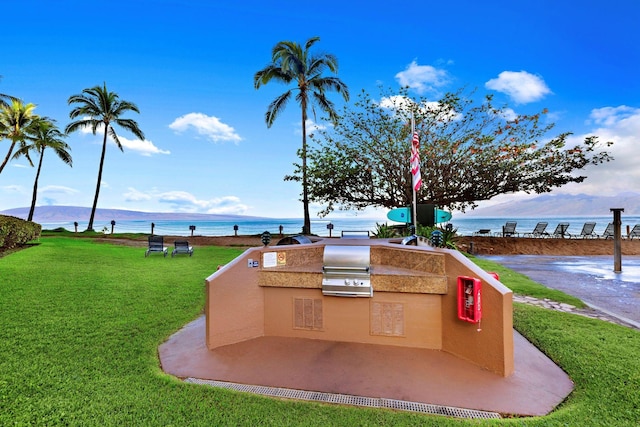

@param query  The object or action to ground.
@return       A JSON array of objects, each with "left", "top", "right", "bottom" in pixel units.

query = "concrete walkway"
[
  {"left": 513, "top": 295, "right": 639, "bottom": 329},
  {"left": 483, "top": 255, "right": 640, "bottom": 328}
]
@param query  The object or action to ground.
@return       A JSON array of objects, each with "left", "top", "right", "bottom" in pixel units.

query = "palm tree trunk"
[
  {"left": 27, "top": 148, "right": 45, "bottom": 222},
  {"left": 301, "top": 108, "right": 311, "bottom": 235},
  {"left": 0, "top": 141, "right": 17, "bottom": 175},
  {"left": 87, "top": 131, "right": 108, "bottom": 231}
]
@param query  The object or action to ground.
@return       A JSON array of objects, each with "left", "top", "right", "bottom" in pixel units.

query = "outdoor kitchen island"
[
  {"left": 206, "top": 237, "right": 513, "bottom": 376},
  {"left": 159, "top": 236, "right": 575, "bottom": 417}
]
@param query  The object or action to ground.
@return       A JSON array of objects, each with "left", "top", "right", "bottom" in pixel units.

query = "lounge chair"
[
  {"left": 570, "top": 222, "right": 597, "bottom": 239},
  {"left": 495, "top": 221, "right": 518, "bottom": 237},
  {"left": 145, "top": 235, "right": 168, "bottom": 257},
  {"left": 600, "top": 223, "right": 614, "bottom": 239},
  {"left": 547, "top": 222, "right": 569, "bottom": 238},
  {"left": 524, "top": 222, "right": 548, "bottom": 238},
  {"left": 171, "top": 240, "right": 193, "bottom": 257},
  {"left": 629, "top": 224, "right": 640, "bottom": 240}
]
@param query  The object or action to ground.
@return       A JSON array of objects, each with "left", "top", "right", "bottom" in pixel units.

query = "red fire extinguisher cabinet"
[{"left": 457, "top": 276, "right": 482, "bottom": 323}]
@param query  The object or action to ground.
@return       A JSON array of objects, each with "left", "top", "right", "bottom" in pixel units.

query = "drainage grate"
[
  {"left": 185, "top": 378, "right": 501, "bottom": 419},
  {"left": 381, "top": 398, "right": 500, "bottom": 419}
]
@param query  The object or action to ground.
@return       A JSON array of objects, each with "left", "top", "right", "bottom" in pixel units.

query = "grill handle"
[{"left": 323, "top": 266, "right": 370, "bottom": 273}]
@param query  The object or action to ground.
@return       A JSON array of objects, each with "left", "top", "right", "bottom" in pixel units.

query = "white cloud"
[
  {"left": 395, "top": 61, "right": 450, "bottom": 95},
  {"left": 553, "top": 106, "right": 640, "bottom": 196},
  {"left": 499, "top": 107, "right": 518, "bottom": 121},
  {"left": 157, "top": 191, "right": 249, "bottom": 214},
  {"left": 32, "top": 185, "right": 80, "bottom": 207},
  {"left": 296, "top": 119, "right": 327, "bottom": 136},
  {"left": 379, "top": 95, "right": 416, "bottom": 112},
  {"left": 587, "top": 105, "right": 638, "bottom": 127},
  {"left": 77, "top": 119, "right": 169, "bottom": 156},
  {"left": 485, "top": 71, "right": 552, "bottom": 104},
  {"left": 123, "top": 187, "right": 152, "bottom": 202},
  {"left": 204, "top": 196, "right": 250, "bottom": 215},
  {"left": 1, "top": 184, "right": 25, "bottom": 193},
  {"left": 169, "top": 112, "right": 242, "bottom": 143},
  {"left": 471, "top": 106, "right": 639, "bottom": 210},
  {"left": 118, "top": 136, "right": 170, "bottom": 156},
  {"left": 78, "top": 122, "right": 98, "bottom": 136},
  {"left": 39, "top": 185, "right": 79, "bottom": 195},
  {"left": 121, "top": 187, "right": 251, "bottom": 215},
  {"left": 379, "top": 95, "right": 461, "bottom": 123}
]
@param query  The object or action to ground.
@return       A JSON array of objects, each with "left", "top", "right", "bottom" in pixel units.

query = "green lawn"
[{"left": 0, "top": 237, "right": 638, "bottom": 426}]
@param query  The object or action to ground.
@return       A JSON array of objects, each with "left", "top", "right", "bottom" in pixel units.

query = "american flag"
[{"left": 410, "top": 131, "right": 422, "bottom": 191}]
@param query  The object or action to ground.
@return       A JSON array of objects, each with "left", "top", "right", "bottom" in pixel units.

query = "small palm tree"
[
  {"left": 254, "top": 36, "right": 349, "bottom": 234},
  {"left": 66, "top": 83, "right": 144, "bottom": 231},
  {"left": 0, "top": 100, "right": 37, "bottom": 175},
  {"left": 13, "top": 117, "right": 72, "bottom": 221}
]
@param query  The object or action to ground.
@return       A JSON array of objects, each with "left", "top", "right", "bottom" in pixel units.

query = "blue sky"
[{"left": 1, "top": 0, "right": 638, "bottom": 220}]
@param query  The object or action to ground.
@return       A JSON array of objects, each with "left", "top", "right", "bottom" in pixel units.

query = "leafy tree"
[
  {"left": 254, "top": 36, "right": 349, "bottom": 234},
  {"left": 301, "top": 87, "right": 613, "bottom": 216},
  {"left": 66, "top": 83, "right": 144, "bottom": 231},
  {"left": 0, "top": 100, "right": 37, "bottom": 176},
  {"left": 13, "top": 117, "right": 72, "bottom": 221}
]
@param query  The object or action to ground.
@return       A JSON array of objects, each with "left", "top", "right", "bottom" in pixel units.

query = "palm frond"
[{"left": 265, "top": 91, "right": 292, "bottom": 127}]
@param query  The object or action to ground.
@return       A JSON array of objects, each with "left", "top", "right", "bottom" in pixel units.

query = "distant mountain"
[
  {"left": 0, "top": 206, "right": 266, "bottom": 222},
  {"left": 464, "top": 192, "right": 640, "bottom": 217}
]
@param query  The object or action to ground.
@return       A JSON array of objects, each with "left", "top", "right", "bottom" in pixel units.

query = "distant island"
[
  {"left": 2, "top": 192, "right": 639, "bottom": 223},
  {"left": 462, "top": 192, "right": 640, "bottom": 217},
  {"left": 0, "top": 206, "right": 267, "bottom": 222}
]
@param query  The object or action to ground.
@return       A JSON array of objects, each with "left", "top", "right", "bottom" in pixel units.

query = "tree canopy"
[{"left": 298, "top": 87, "right": 613, "bottom": 216}]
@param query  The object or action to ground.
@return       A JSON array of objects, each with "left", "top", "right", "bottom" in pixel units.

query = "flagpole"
[{"left": 411, "top": 113, "right": 417, "bottom": 234}]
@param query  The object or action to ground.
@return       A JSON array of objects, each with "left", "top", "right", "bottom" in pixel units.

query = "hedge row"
[{"left": 0, "top": 215, "right": 42, "bottom": 250}]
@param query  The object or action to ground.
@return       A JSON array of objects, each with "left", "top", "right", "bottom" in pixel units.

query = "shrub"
[
  {"left": 416, "top": 223, "right": 458, "bottom": 249},
  {"left": 373, "top": 222, "right": 400, "bottom": 238},
  {"left": 0, "top": 215, "right": 42, "bottom": 251}
]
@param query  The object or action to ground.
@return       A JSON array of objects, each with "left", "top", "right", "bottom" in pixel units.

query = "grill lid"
[{"left": 322, "top": 245, "right": 370, "bottom": 270}]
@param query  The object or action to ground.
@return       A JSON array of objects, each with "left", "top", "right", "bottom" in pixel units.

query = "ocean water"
[{"left": 39, "top": 215, "right": 640, "bottom": 238}]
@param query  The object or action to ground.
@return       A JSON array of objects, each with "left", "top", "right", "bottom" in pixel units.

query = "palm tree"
[
  {"left": 0, "top": 100, "right": 37, "bottom": 176},
  {"left": 254, "top": 36, "right": 349, "bottom": 234},
  {"left": 66, "top": 83, "right": 144, "bottom": 231},
  {"left": 13, "top": 117, "right": 72, "bottom": 221}
]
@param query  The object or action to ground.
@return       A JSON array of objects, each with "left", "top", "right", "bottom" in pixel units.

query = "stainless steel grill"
[{"left": 322, "top": 245, "right": 372, "bottom": 297}]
